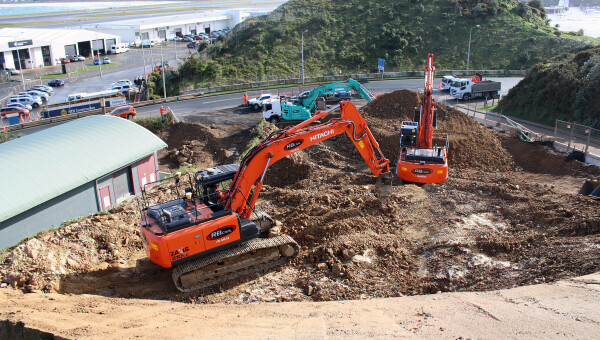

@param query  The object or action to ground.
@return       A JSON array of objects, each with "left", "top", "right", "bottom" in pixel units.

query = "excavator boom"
[
  {"left": 138, "top": 101, "right": 391, "bottom": 292},
  {"left": 229, "top": 101, "right": 391, "bottom": 218}
]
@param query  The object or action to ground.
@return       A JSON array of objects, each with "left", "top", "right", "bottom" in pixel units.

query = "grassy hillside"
[
  {"left": 498, "top": 46, "right": 600, "bottom": 128},
  {"left": 174, "top": 0, "right": 596, "bottom": 86}
]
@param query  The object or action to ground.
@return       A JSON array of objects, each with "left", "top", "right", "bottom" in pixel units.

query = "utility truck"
[
  {"left": 262, "top": 78, "right": 374, "bottom": 124},
  {"left": 450, "top": 79, "right": 500, "bottom": 101}
]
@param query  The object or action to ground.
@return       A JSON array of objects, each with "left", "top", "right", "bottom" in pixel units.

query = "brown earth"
[{"left": 1, "top": 90, "right": 598, "bottom": 308}]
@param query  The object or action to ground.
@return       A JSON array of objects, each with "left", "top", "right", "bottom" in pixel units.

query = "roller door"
[{"left": 113, "top": 167, "right": 134, "bottom": 204}]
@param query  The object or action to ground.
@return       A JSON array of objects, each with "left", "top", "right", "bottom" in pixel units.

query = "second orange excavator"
[{"left": 396, "top": 53, "right": 448, "bottom": 184}]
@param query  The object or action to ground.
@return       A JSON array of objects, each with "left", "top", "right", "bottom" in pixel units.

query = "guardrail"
[
  {"left": 180, "top": 69, "right": 527, "bottom": 96},
  {"left": 2, "top": 91, "right": 206, "bottom": 132}
]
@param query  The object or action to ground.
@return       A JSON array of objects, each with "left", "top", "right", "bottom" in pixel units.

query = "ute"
[
  {"left": 137, "top": 101, "right": 392, "bottom": 292},
  {"left": 397, "top": 54, "right": 449, "bottom": 184}
]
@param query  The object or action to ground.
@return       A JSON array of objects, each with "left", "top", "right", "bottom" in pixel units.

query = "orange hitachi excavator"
[
  {"left": 137, "top": 101, "right": 392, "bottom": 292},
  {"left": 396, "top": 53, "right": 448, "bottom": 184}
]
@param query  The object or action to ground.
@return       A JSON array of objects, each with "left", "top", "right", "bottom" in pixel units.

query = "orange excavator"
[
  {"left": 396, "top": 53, "right": 448, "bottom": 184},
  {"left": 137, "top": 101, "right": 392, "bottom": 292}
]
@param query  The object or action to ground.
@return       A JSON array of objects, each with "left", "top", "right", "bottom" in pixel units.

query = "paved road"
[{"left": 4, "top": 77, "right": 525, "bottom": 135}]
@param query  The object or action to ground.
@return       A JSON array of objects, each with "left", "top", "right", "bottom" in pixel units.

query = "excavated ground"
[{"left": 1, "top": 90, "right": 599, "bottom": 305}]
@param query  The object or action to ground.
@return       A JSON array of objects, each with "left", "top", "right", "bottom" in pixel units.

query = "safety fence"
[{"left": 554, "top": 119, "right": 600, "bottom": 154}]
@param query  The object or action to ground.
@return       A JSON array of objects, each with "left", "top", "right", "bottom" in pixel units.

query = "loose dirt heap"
[{"left": 1, "top": 90, "right": 598, "bottom": 305}]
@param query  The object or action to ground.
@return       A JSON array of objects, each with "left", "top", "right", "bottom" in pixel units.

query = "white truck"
[
  {"left": 450, "top": 79, "right": 501, "bottom": 101},
  {"left": 440, "top": 75, "right": 458, "bottom": 91}
]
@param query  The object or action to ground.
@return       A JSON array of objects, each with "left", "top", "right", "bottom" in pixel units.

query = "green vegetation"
[
  {"left": 176, "top": 164, "right": 199, "bottom": 173},
  {"left": 135, "top": 111, "right": 174, "bottom": 133},
  {"left": 171, "top": 0, "right": 597, "bottom": 90},
  {"left": 498, "top": 46, "right": 600, "bottom": 128},
  {"left": 235, "top": 118, "right": 266, "bottom": 163},
  {"left": 0, "top": 131, "right": 24, "bottom": 144},
  {"left": 39, "top": 62, "right": 121, "bottom": 79}
]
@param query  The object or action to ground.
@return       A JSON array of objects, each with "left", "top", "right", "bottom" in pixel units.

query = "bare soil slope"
[{"left": 1, "top": 90, "right": 598, "bottom": 306}]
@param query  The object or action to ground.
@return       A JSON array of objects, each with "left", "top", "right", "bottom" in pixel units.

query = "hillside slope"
[
  {"left": 498, "top": 46, "right": 600, "bottom": 128},
  {"left": 179, "top": 0, "right": 596, "bottom": 84}
]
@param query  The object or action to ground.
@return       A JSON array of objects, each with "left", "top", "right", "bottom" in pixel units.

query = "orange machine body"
[
  {"left": 397, "top": 53, "right": 448, "bottom": 184},
  {"left": 138, "top": 101, "right": 391, "bottom": 269}
]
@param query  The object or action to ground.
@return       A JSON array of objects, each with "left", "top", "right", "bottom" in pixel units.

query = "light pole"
[
  {"left": 301, "top": 29, "right": 307, "bottom": 84},
  {"left": 160, "top": 42, "right": 166, "bottom": 99},
  {"left": 94, "top": 28, "right": 102, "bottom": 78},
  {"left": 141, "top": 37, "right": 147, "bottom": 81},
  {"left": 466, "top": 25, "right": 480, "bottom": 74}
]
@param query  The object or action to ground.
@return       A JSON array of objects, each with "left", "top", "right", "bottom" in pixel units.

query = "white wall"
[
  {"left": 51, "top": 43, "right": 67, "bottom": 65},
  {"left": 30, "top": 47, "right": 44, "bottom": 69},
  {"left": 3, "top": 52, "right": 15, "bottom": 69}
]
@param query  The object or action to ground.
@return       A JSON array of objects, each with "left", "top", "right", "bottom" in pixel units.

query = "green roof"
[{"left": 0, "top": 116, "right": 167, "bottom": 222}]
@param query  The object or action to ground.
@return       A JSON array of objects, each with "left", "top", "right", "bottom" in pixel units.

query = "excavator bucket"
[
  {"left": 376, "top": 174, "right": 393, "bottom": 203},
  {"left": 578, "top": 179, "right": 600, "bottom": 198}
]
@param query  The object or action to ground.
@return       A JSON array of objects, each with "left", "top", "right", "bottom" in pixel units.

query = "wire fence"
[{"left": 554, "top": 119, "right": 600, "bottom": 154}]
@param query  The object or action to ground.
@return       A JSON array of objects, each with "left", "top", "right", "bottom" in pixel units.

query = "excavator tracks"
[{"left": 172, "top": 234, "right": 299, "bottom": 292}]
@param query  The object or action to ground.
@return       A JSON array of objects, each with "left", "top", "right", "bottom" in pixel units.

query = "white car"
[
  {"left": 6, "top": 102, "right": 32, "bottom": 111},
  {"left": 30, "top": 85, "right": 53, "bottom": 94},
  {"left": 103, "top": 57, "right": 111, "bottom": 64},
  {"left": 21, "top": 90, "right": 49, "bottom": 101},
  {"left": 141, "top": 40, "right": 155, "bottom": 48},
  {"left": 8, "top": 96, "right": 41, "bottom": 108},
  {"left": 114, "top": 79, "right": 133, "bottom": 86},
  {"left": 247, "top": 93, "right": 273, "bottom": 110},
  {"left": 7, "top": 68, "right": 19, "bottom": 75},
  {"left": 111, "top": 84, "right": 131, "bottom": 92}
]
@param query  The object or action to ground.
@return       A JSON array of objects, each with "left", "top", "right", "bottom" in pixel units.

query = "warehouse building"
[
  {"left": 80, "top": 10, "right": 255, "bottom": 43},
  {"left": 0, "top": 115, "right": 167, "bottom": 249},
  {"left": 0, "top": 27, "right": 120, "bottom": 70}
]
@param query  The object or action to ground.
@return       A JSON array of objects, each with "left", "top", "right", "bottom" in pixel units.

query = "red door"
[
  {"left": 99, "top": 185, "right": 112, "bottom": 210},
  {"left": 137, "top": 154, "right": 156, "bottom": 190}
]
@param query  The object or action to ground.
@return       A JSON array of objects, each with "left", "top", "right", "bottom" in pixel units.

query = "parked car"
[
  {"left": 6, "top": 102, "right": 32, "bottom": 111},
  {"left": 93, "top": 58, "right": 100, "bottom": 65},
  {"left": 8, "top": 96, "right": 41, "bottom": 108},
  {"left": 30, "top": 85, "right": 53, "bottom": 95},
  {"left": 182, "top": 36, "right": 194, "bottom": 42},
  {"left": 7, "top": 68, "right": 19, "bottom": 75},
  {"left": 187, "top": 42, "right": 199, "bottom": 48},
  {"left": 0, "top": 107, "right": 29, "bottom": 117},
  {"left": 20, "top": 90, "right": 48, "bottom": 102},
  {"left": 70, "top": 55, "right": 85, "bottom": 62},
  {"left": 47, "top": 79, "right": 65, "bottom": 87},
  {"left": 108, "top": 105, "right": 136, "bottom": 119},
  {"left": 103, "top": 57, "right": 111, "bottom": 64},
  {"left": 141, "top": 40, "right": 155, "bottom": 48},
  {"left": 59, "top": 58, "right": 70, "bottom": 64},
  {"left": 111, "top": 84, "right": 131, "bottom": 92}
]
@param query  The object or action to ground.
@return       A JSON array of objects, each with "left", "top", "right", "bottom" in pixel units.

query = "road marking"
[{"left": 203, "top": 98, "right": 236, "bottom": 104}]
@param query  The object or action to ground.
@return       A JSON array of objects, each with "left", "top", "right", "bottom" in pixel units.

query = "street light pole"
[
  {"left": 301, "top": 29, "right": 307, "bottom": 84},
  {"left": 94, "top": 28, "right": 102, "bottom": 78},
  {"left": 466, "top": 25, "right": 480, "bottom": 74},
  {"left": 161, "top": 43, "right": 166, "bottom": 99}
]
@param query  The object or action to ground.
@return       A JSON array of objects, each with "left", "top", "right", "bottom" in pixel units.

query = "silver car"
[
  {"left": 6, "top": 102, "right": 32, "bottom": 111},
  {"left": 9, "top": 95, "right": 42, "bottom": 108}
]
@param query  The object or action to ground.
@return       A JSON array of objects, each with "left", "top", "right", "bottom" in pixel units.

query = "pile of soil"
[{"left": 1, "top": 91, "right": 598, "bottom": 305}]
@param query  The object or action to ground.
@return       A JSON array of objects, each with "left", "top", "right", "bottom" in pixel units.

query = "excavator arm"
[
  {"left": 417, "top": 53, "right": 435, "bottom": 149},
  {"left": 227, "top": 101, "right": 391, "bottom": 218},
  {"left": 300, "top": 78, "right": 376, "bottom": 112}
]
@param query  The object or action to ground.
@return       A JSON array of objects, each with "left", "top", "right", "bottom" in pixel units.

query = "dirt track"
[{"left": 1, "top": 90, "right": 599, "bottom": 336}]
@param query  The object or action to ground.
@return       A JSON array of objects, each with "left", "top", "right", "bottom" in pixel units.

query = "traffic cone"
[
  {"left": 35, "top": 111, "right": 40, "bottom": 120},
  {"left": 27, "top": 113, "right": 32, "bottom": 122},
  {"left": 19, "top": 113, "right": 24, "bottom": 124}
]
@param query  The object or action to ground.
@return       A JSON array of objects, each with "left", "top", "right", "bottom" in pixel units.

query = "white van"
[
  {"left": 110, "top": 43, "right": 129, "bottom": 54},
  {"left": 8, "top": 96, "right": 41, "bottom": 108}
]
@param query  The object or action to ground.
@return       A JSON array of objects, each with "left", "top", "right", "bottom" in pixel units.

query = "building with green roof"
[{"left": 0, "top": 115, "right": 167, "bottom": 249}]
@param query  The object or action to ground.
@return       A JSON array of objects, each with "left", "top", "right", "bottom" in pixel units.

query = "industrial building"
[
  {"left": 80, "top": 10, "right": 257, "bottom": 43},
  {"left": 0, "top": 115, "right": 167, "bottom": 249},
  {"left": 0, "top": 27, "right": 121, "bottom": 70}
]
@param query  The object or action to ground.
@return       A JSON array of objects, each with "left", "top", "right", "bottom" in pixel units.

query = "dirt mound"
[
  {"left": 1, "top": 93, "right": 599, "bottom": 306},
  {"left": 500, "top": 135, "right": 600, "bottom": 177},
  {"left": 363, "top": 90, "right": 514, "bottom": 171}
]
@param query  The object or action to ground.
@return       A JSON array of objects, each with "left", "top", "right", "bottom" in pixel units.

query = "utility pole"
[
  {"left": 161, "top": 43, "right": 166, "bottom": 99},
  {"left": 466, "top": 25, "right": 480, "bottom": 74},
  {"left": 301, "top": 30, "right": 307, "bottom": 84}
]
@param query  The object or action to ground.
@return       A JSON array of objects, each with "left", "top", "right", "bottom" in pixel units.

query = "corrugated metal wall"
[{"left": 0, "top": 182, "right": 97, "bottom": 249}]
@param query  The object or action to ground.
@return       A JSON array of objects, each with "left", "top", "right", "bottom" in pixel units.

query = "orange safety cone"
[
  {"left": 35, "top": 111, "right": 40, "bottom": 120},
  {"left": 19, "top": 113, "right": 24, "bottom": 124},
  {"left": 27, "top": 113, "right": 32, "bottom": 122},
  {"left": 160, "top": 106, "right": 166, "bottom": 115}
]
